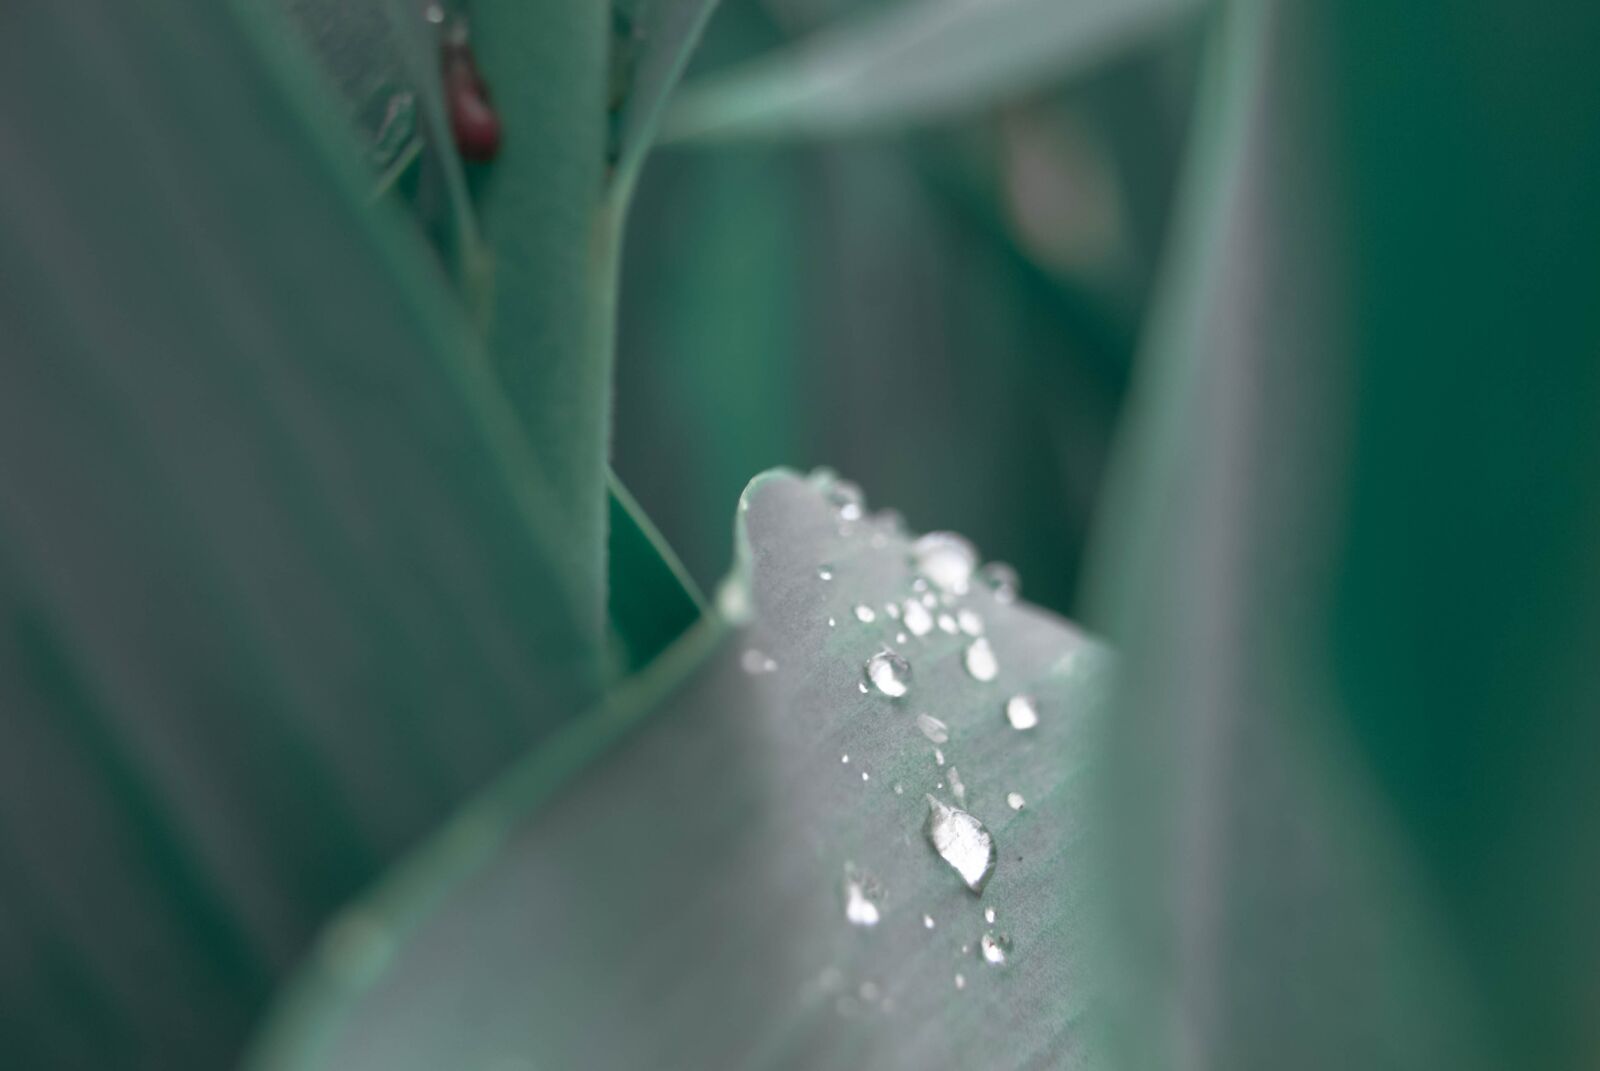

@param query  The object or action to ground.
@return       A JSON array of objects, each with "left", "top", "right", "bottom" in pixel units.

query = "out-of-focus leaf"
[
  {"left": 662, "top": 0, "right": 1205, "bottom": 142},
  {"left": 267, "top": 0, "right": 488, "bottom": 301},
  {"left": 248, "top": 471, "right": 1110, "bottom": 1070},
  {"left": 609, "top": 0, "right": 725, "bottom": 197},
  {"left": 0, "top": 0, "right": 606, "bottom": 1064},
  {"left": 470, "top": 0, "right": 612, "bottom": 643},
  {"left": 1087, "top": 1, "right": 1600, "bottom": 1067},
  {"left": 606, "top": 470, "right": 707, "bottom": 673}
]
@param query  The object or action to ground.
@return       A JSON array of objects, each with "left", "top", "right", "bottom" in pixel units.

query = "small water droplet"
[
  {"left": 857, "top": 681, "right": 869, "bottom": 694},
  {"left": 964, "top": 638, "right": 999, "bottom": 682},
  {"left": 843, "top": 865, "right": 883, "bottom": 927},
  {"left": 827, "top": 480, "right": 865, "bottom": 521},
  {"left": 861, "top": 771, "right": 870, "bottom": 782},
  {"left": 894, "top": 782, "right": 905, "bottom": 795},
  {"left": 954, "top": 973, "right": 966, "bottom": 990},
  {"left": 741, "top": 648, "right": 777, "bottom": 675},
  {"left": 841, "top": 754, "right": 850, "bottom": 764},
  {"left": 924, "top": 913, "right": 936, "bottom": 929},
  {"left": 916, "top": 712, "right": 950, "bottom": 744},
  {"left": 980, "top": 932, "right": 1011, "bottom": 966},
  {"left": 925, "top": 795, "right": 997, "bottom": 892},
  {"left": 1007, "top": 791, "right": 1026, "bottom": 811},
  {"left": 934, "top": 748, "right": 945, "bottom": 766},
  {"left": 920, "top": 591, "right": 937, "bottom": 607},
  {"left": 424, "top": 2, "right": 445, "bottom": 24},
  {"left": 828, "top": 616, "right": 837, "bottom": 628},
  {"left": 818, "top": 566, "right": 834, "bottom": 581},
  {"left": 885, "top": 603, "right": 900, "bottom": 620},
  {"left": 957, "top": 609, "right": 984, "bottom": 636},
  {"left": 937, "top": 613, "right": 959, "bottom": 634},
  {"left": 902, "top": 599, "right": 933, "bottom": 637},
  {"left": 1005, "top": 694, "right": 1039, "bottom": 730},
  {"left": 864, "top": 650, "right": 912, "bottom": 697},
  {"left": 911, "top": 532, "right": 978, "bottom": 594},
  {"left": 854, "top": 604, "right": 877, "bottom": 623},
  {"left": 859, "top": 980, "right": 880, "bottom": 1002},
  {"left": 984, "top": 907, "right": 996, "bottom": 924},
  {"left": 980, "top": 562, "right": 1020, "bottom": 603},
  {"left": 948, "top": 766, "right": 967, "bottom": 804},
  {"left": 896, "top": 632, "right": 909, "bottom": 644}
]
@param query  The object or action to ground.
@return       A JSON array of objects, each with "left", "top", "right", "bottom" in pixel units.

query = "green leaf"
[
  {"left": 608, "top": 0, "right": 725, "bottom": 198},
  {"left": 266, "top": 0, "right": 489, "bottom": 302},
  {"left": 661, "top": 0, "right": 1205, "bottom": 142},
  {"left": 247, "top": 471, "right": 1110, "bottom": 1070},
  {"left": 0, "top": 0, "right": 606, "bottom": 1064},
  {"left": 605, "top": 469, "right": 707, "bottom": 673},
  {"left": 470, "top": 0, "right": 613, "bottom": 644},
  {"left": 1085, "top": 1, "right": 1600, "bottom": 1066}
]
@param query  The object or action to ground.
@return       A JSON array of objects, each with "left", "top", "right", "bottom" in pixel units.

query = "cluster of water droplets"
[{"left": 773, "top": 470, "right": 1061, "bottom": 996}]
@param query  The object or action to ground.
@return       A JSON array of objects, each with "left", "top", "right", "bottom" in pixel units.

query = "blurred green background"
[{"left": 614, "top": 0, "right": 1200, "bottom": 615}]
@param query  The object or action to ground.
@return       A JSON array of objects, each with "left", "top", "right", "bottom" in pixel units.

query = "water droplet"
[
  {"left": 911, "top": 532, "right": 978, "bottom": 594},
  {"left": 937, "top": 613, "right": 959, "bottom": 634},
  {"left": 893, "top": 782, "right": 904, "bottom": 795},
  {"left": 902, "top": 599, "right": 934, "bottom": 637},
  {"left": 841, "top": 754, "right": 850, "bottom": 764},
  {"left": 741, "top": 648, "right": 777, "bottom": 675},
  {"left": 984, "top": 907, "right": 996, "bottom": 924},
  {"left": 827, "top": 480, "right": 865, "bottom": 521},
  {"left": 896, "top": 632, "right": 908, "bottom": 644},
  {"left": 980, "top": 562, "right": 1021, "bottom": 603},
  {"left": 864, "top": 650, "right": 912, "bottom": 697},
  {"left": 861, "top": 771, "right": 870, "bottom": 782},
  {"left": 423, "top": 2, "right": 445, "bottom": 24},
  {"left": 980, "top": 932, "right": 1011, "bottom": 966},
  {"left": 853, "top": 604, "right": 877, "bottom": 623},
  {"left": 957, "top": 609, "right": 984, "bottom": 636},
  {"left": 843, "top": 866, "right": 883, "bottom": 927},
  {"left": 964, "top": 638, "right": 999, "bottom": 682},
  {"left": 924, "top": 914, "right": 936, "bottom": 929},
  {"left": 916, "top": 712, "right": 950, "bottom": 744},
  {"left": 818, "top": 566, "right": 834, "bottom": 581},
  {"left": 857, "top": 681, "right": 869, "bottom": 694},
  {"left": 1007, "top": 792, "right": 1026, "bottom": 811},
  {"left": 924, "top": 795, "right": 997, "bottom": 893},
  {"left": 954, "top": 973, "right": 967, "bottom": 990},
  {"left": 1005, "top": 694, "right": 1039, "bottom": 730},
  {"left": 828, "top": 616, "right": 837, "bottom": 628},
  {"left": 885, "top": 603, "right": 900, "bottom": 619},
  {"left": 948, "top": 766, "right": 967, "bottom": 804},
  {"left": 934, "top": 748, "right": 945, "bottom": 766},
  {"left": 859, "top": 980, "right": 880, "bottom": 1002}
]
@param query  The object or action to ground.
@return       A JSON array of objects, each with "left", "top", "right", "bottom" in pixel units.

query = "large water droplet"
[
  {"left": 916, "top": 712, "right": 950, "bottom": 744},
  {"left": 911, "top": 532, "right": 978, "bottom": 594},
  {"left": 842, "top": 866, "right": 883, "bottom": 927},
  {"left": 854, "top": 604, "right": 877, "bottom": 623},
  {"left": 864, "top": 650, "right": 912, "bottom": 697},
  {"left": 948, "top": 766, "right": 967, "bottom": 804},
  {"left": 979, "top": 562, "right": 1020, "bottom": 603},
  {"left": 964, "top": 638, "right": 999, "bottom": 682},
  {"left": 1007, "top": 791, "right": 1026, "bottom": 811},
  {"left": 924, "top": 795, "right": 997, "bottom": 892},
  {"left": 1005, "top": 694, "right": 1039, "bottom": 730},
  {"left": 741, "top": 648, "right": 777, "bottom": 675},
  {"left": 980, "top": 932, "right": 1011, "bottom": 966},
  {"left": 902, "top": 599, "right": 934, "bottom": 637}
]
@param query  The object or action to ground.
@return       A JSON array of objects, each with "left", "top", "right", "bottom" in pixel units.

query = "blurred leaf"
[
  {"left": 606, "top": 470, "right": 707, "bottom": 673},
  {"left": 609, "top": 0, "right": 725, "bottom": 197},
  {"left": 1087, "top": 1, "right": 1600, "bottom": 1067},
  {"left": 662, "top": 0, "right": 1205, "bottom": 142},
  {"left": 248, "top": 471, "right": 1110, "bottom": 1070},
  {"left": 266, "top": 0, "right": 489, "bottom": 302},
  {"left": 0, "top": 0, "right": 609, "bottom": 1064},
  {"left": 470, "top": 0, "right": 612, "bottom": 643}
]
